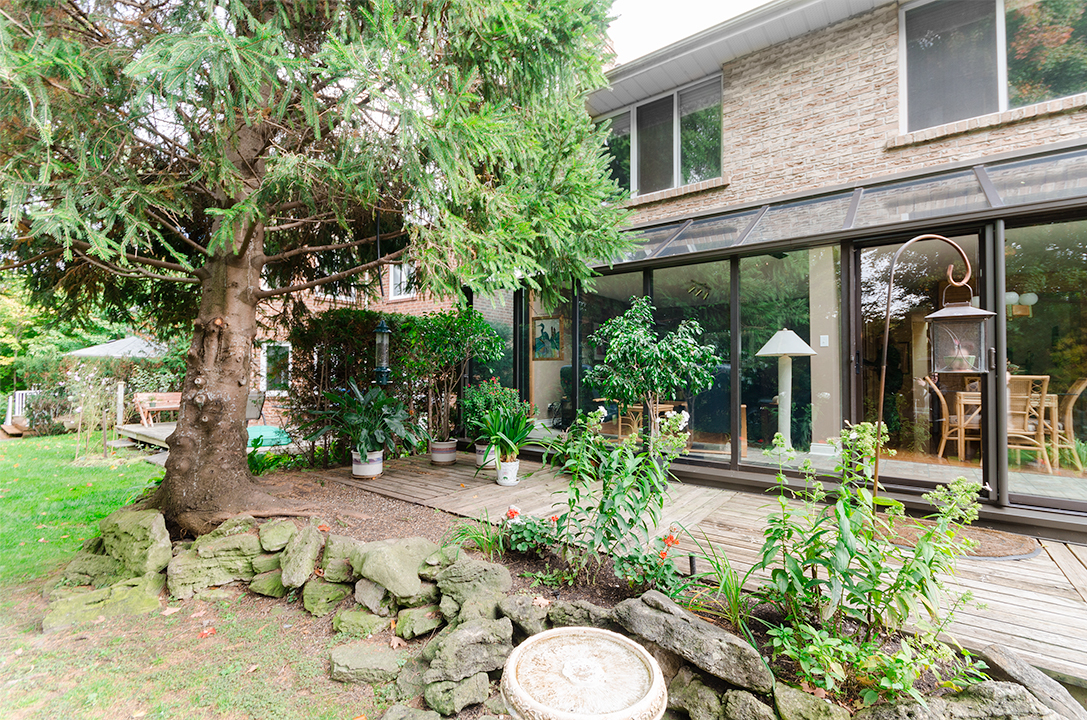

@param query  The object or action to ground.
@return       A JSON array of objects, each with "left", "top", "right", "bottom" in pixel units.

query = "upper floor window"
[
  {"left": 390, "top": 261, "right": 416, "bottom": 299},
  {"left": 602, "top": 78, "right": 722, "bottom": 196},
  {"left": 904, "top": 0, "right": 1087, "bottom": 132}
]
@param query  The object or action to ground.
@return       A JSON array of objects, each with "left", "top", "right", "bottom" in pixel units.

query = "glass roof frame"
[{"left": 608, "top": 145, "right": 1087, "bottom": 270}]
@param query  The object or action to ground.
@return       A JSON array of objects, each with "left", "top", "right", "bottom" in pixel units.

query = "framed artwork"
[{"left": 532, "top": 316, "right": 563, "bottom": 361}]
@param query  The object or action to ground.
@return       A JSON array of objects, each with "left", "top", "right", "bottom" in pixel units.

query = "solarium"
[{"left": 467, "top": 141, "right": 1087, "bottom": 539}]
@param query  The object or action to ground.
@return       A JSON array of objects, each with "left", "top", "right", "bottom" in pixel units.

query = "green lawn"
[{"left": 0, "top": 433, "right": 164, "bottom": 585}]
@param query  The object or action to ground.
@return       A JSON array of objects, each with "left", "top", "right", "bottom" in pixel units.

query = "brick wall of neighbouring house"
[{"left": 627, "top": 3, "right": 1087, "bottom": 226}]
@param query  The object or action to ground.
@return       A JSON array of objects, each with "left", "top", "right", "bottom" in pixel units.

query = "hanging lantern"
[
  {"left": 925, "top": 294, "right": 994, "bottom": 374},
  {"left": 374, "top": 319, "right": 391, "bottom": 385}
]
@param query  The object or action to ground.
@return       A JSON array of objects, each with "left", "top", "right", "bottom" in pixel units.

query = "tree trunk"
[{"left": 148, "top": 241, "right": 292, "bottom": 536}]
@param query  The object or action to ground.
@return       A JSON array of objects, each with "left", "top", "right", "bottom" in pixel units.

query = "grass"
[{"left": 0, "top": 432, "right": 165, "bottom": 586}]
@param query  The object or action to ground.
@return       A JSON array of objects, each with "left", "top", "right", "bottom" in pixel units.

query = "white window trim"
[
  {"left": 899, "top": 0, "right": 1060, "bottom": 133},
  {"left": 390, "top": 262, "right": 416, "bottom": 299},
  {"left": 260, "top": 342, "right": 291, "bottom": 397},
  {"left": 596, "top": 73, "right": 723, "bottom": 197}
]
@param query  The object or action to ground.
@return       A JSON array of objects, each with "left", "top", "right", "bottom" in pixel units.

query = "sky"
[{"left": 607, "top": 0, "right": 773, "bottom": 65}]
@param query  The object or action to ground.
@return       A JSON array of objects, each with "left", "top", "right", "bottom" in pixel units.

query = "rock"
[
  {"left": 455, "top": 591, "right": 505, "bottom": 623},
  {"left": 61, "top": 550, "right": 130, "bottom": 588},
  {"left": 334, "top": 608, "right": 389, "bottom": 637},
  {"left": 329, "top": 642, "right": 409, "bottom": 683},
  {"left": 423, "top": 617, "right": 514, "bottom": 684},
  {"left": 302, "top": 578, "right": 353, "bottom": 617},
  {"left": 382, "top": 704, "right": 442, "bottom": 720},
  {"left": 259, "top": 518, "right": 296, "bottom": 552},
  {"left": 854, "top": 699, "right": 945, "bottom": 720},
  {"left": 356, "top": 577, "right": 397, "bottom": 617},
  {"left": 644, "top": 640, "right": 685, "bottom": 686},
  {"left": 944, "top": 680, "right": 1063, "bottom": 720},
  {"left": 194, "top": 586, "right": 235, "bottom": 602},
  {"left": 396, "top": 656, "right": 430, "bottom": 702},
  {"left": 280, "top": 524, "right": 325, "bottom": 588},
  {"left": 723, "top": 690, "right": 776, "bottom": 720},
  {"left": 499, "top": 595, "right": 550, "bottom": 636},
  {"left": 484, "top": 695, "right": 510, "bottom": 716},
  {"left": 99, "top": 509, "right": 172, "bottom": 575},
  {"left": 421, "top": 623, "right": 458, "bottom": 662},
  {"left": 775, "top": 684, "right": 850, "bottom": 720},
  {"left": 548, "top": 599, "right": 616, "bottom": 629},
  {"left": 195, "top": 515, "right": 258, "bottom": 544},
  {"left": 249, "top": 569, "right": 288, "bottom": 598},
  {"left": 43, "top": 573, "right": 164, "bottom": 631},
  {"left": 251, "top": 553, "right": 281, "bottom": 574},
  {"left": 614, "top": 591, "right": 773, "bottom": 694},
  {"left": 424, "top": 671, "right": 490, "bottom": 716},
  {"left": 420, "top": 547, "right": 463, "bottom": 581},
  {"left": 323, "top": 534, "right": 363, "bottom": 583},
  {"left": 395, "top": 581, "right": 440, "bottom": 609},
  {"left": 194, "top": 531, "right": 263, "bottom": 560},
  {"left": 669, "top": 666, "right": 723, "bottom": 720},
  {"left": 354, "top": 537, "right": 439, "bottom": 599},
  {"left": 167, "top": 546, "right": 257, "bottom": 600},
  {"left": 398, "top": 604, "right": 444, "bottom": 639},
  {"left": 439, "top": 594, "right": 460, "bottom": 621},
  {"left": 435, "top": 557, "right": 511, "bottom": 605},
  {"left": 981, "top": 644, "right": 1087, "bottom": 720}
]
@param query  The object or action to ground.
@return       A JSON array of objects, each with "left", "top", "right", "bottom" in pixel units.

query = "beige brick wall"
[{"left": 629, "top": 4, "right": 1087, "bottom": 226}]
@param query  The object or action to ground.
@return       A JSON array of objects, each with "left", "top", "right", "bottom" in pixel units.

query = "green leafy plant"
[
  {"left": 476, "top": 406, "right": 534, "bottom": 464},
  {"left": 462, "top": 378, "right": 530, "bottom": 438},
  {"left": 613, "top": 530, "right": 692, "bottom": 596},
  {"left": 443, "top": 510, "right": 508, "bottom": 561},
  {"left": 685, "top": 530, "right": 756, "bottom": 631},
  {"left": 768, "top": 623, "right": 864, "bottom": 695},
  {"left": 246, "top": 436, "right": 289, "bottom": 476},
  {"left": 302, "top": 380, "right": 427, "bottom": 456}
]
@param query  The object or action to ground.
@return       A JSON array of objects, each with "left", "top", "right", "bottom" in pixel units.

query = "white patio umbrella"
[{"left": 66, "top": 337, "right": 167, "bottom": 359}]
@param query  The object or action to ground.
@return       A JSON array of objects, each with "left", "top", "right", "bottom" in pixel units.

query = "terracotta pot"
[
  {"left": 352, "top": 449, "right": 384, "bottom": 479},
  {"left": 430, "top": 439, "right": 458, "bottom": 466},
  {"left": 475, "top": 442, "right": 497, "bottom": 468},
  {"left": 496, "top": 459, "right": 520, "bottom": 486}
]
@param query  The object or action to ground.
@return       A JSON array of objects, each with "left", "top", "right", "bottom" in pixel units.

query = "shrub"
[{"left": 462, "top": 378, "right": 530, "bottom": 438}]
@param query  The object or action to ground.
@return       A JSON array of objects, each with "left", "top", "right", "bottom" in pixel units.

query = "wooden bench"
[{"left": 134, "top": 392, "right": 182, "bottom": 427}]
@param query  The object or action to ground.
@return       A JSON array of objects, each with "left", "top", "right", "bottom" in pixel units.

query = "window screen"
[
  {"left": 680, "top": 80, "right": 722, "bottom": 185},
  {"left": 906, "top": 0, "right": 998, "bottom": 131},
  {"left": 637, "top": 96, "right": 674, "bottom": 194},
  {"left": 603, "top": 111, "right": 631, "bottom": 192}
]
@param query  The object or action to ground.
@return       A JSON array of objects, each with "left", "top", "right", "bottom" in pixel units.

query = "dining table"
[{"left": 954, "top": 388, "right": 1060, "bottom": 468}]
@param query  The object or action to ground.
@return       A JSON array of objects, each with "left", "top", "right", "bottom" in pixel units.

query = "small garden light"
[{"left": 374, "top": 319, "right": 391, "bottom": 385}]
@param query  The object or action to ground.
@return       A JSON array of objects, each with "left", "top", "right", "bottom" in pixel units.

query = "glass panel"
[
  {"left": 637, "top": 96, "right": 674, "bottom": 194},
  {"left": 680, "top": 80, "right": 722, "bottom": 185},
  {"left": 906, "top": 0, "right": 998, "bottom": 131},
  {"left": 266, "top": 344, "right": 290, "bottom": 394},
  {"left": 1007, "top": 0, "right": 1087, "bottom": 109},
  {"left": 579, "top": 273, "right": 645, "bottom": 437},
  {"left": 859, "top": 236, "right": 984, "bottom": 487},
  {"left": 616, "top": 222, "right": 685, "bottom": 264},
  {"left": 743, "top": 193, "right": 852, "bottom": 245},
  {"left": 603, "top": 111, "right": 631, "bottom": 192},
  {"left": 852, "top": 171, "right": 991, "bottom": 228},
  {"left": 986, "top": 148, "right": 1087, "bottom": 205},
  {"left": 472, "top": 290, "right": 515, "bottom": 388},
  {"left": 1005, "top": 219, "right": 1087, "bottom": 505},
  {"left": 654, "top": 261, "right": 731, "bottom": 462},
  {"left": 528, "top": 287, "right": 574, "bottom": 437},
  {"left": 740, "top": 248, "right": 843, "bottom": 470},
  {"left": 656, "top": 210, "right": 759, "bottom": 258}
]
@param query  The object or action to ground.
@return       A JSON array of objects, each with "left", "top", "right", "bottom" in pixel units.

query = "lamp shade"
[
  {"left": 756, "top": 328, "right": 817, "bottom": 358},
  {"left": 925, "top": 302, "right": 995, "bottom": 374}
]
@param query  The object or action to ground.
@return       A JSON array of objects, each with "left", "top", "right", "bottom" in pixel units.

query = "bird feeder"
[{"left": 374, "top": 319, "right": 391, "bottom": 384}]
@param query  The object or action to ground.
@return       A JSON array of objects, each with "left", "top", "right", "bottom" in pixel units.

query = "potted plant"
[
  {"left": 302, "top": 380, "right": 426, "bottom": 478},
  {"left": 463, "top": 378, "right": 532, "bottom": 468},
  {"left": 404, "top": 308, "right": 503, "bottom": 465},
  {"left": 477, "top": 407, "right": 534, "bottom": 485}
]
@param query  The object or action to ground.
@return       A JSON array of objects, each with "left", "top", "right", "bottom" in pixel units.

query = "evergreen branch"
[
  {"left": 144, "top": 208, "right": 210, "bottom": 257},
  {"left": 0, "top": 247, "right": 65, "bottom": 271},
  {"left": 255, "top": 249, "right": 406, "bottom": 299},
  {"left": 69, "top": 240, "right": 196, "bottom": 275},
  {"left": 262, "top": 229, "right": 407, "bottom": 264},
  {"left": 263, "top": 212, "right": 338, "bottom": 232}
]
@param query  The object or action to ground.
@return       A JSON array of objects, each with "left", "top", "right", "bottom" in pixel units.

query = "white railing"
[{"left": 5, "top": 390, "right": 39, "bottom": 426}]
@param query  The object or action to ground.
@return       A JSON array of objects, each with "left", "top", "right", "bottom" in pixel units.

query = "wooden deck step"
[{"left": 1043, "top": 541, "right": 1087, "bottom": 603}]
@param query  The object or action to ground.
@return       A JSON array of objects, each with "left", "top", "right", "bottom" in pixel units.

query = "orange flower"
[
  {"left": 659, "top": 550, "right": 668, "bottom": 560},
  {"left": 664, "top": 534, "right": 678, "bottom": 547},
  {"left": 550, "top": 515, "right": 559, "bottom": 522},
  {"left": 506, "top": 506, "right": 521, "bottom": 520}
]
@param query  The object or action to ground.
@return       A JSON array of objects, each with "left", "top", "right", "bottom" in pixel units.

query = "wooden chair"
[
  {"left": 924, "top": 376, "right": 981, "bottom": 461},
  {"left": 1054, "top": 377, "right": 1087, "bottom": 473},
  {"left": 1007, "top": 375, "right": 1052, "bottom": 473}
]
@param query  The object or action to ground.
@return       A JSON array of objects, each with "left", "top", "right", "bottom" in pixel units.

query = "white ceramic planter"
[
  {"left": 496, "top": 459, "right": 520, "bottom": 486},
  {"left": 475, "top": 442, "right": 497, "bottom": 468},
  {"left": 430, "top": 439, "right": 458, "bottom": 466},
  {"left": 352, "top": 449, "right": 384, "bottom": 479}
]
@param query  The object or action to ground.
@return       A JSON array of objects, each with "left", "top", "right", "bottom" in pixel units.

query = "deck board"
[{"left": 324, "top": 455, "right": 1087, "bottom": 686}]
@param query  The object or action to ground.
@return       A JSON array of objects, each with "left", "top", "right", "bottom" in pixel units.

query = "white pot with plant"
[
  {"left": 477, "top": 407, "right": 534, "bottom": 486},
  {"left": 463, "top": 378, "right": 532, "bottom": 469}
]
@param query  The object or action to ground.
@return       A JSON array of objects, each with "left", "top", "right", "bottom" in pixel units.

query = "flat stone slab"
[
  {"left": 43, "top": 573, "right": 164, "bottom": 631},
  {"left": 330, "top": 642, "right": 410, "bottom": 684}
]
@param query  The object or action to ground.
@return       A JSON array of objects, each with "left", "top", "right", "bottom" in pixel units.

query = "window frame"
[
  {"left": 260, "top": 342, "right": 291, "bottom": 397},
  {"left": 389, "top": 261, "right": 416, "bottom": 299},
  {"left": 899, "top": 0, "right": 1021, "bottom": 133},
  {"left": 597, "top": 73, "right": 723, "bottom": 196}
]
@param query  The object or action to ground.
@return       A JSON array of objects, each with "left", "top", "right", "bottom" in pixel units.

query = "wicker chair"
[
  {"left": 1054, "top": 377, "right": 1087, "bottom": 473},
  {"left": 1007, "top": 375, "right": 1052, "bottom": 473},
  {"left": 924, "top": 376, "right": 981, "bottom": 461}
]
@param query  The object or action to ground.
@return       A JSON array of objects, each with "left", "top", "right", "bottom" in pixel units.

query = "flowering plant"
[
  {"left": 463, "top": 378, "right": 531, "bottom": 437},
  {"left": 613, "top": 527, "right": 690, "bottom": 594}
]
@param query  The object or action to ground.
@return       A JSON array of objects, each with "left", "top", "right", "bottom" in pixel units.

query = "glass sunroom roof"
[{"left": 608, "top": 145, "right": 1087, "bottom": 268}]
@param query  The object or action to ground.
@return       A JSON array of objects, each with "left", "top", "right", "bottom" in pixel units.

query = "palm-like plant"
[
  {"left": 476, "top": 407, "right": 534, "bottom": 463},
  {"left": 304, "top": 380, "right": 427, "bottom": 456}
]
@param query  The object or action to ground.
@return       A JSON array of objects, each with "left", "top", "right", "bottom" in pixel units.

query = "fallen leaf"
[
  {"left": 317, "top": 524, "right": 330, "bottom": 531},
  {"left": 813, "top": 688, "right": 827, "bottom": 699},
  {"left": 532, "top": 596, "right": 551, "bottom": 608},
  {"left": 132, "top": 712, "right": 146, "bottom": 718},
  {"left": 314, "top": 567, "right": 325, "bottom": 577},
  {"left": 190, "top": 610, "right": 206, "bottom": 618},
  {"left": 198, "top": 627, "right": 216, "bottom": 639},
  {"left": 460, "top": 484, "right": 466, "bottom": 488},
  {"left": 14, "top": 648, "right": 23, "bottom": 656},
  {"left": 92, "top": 615, "right": 106, "bottom": 624},
  {"left": 161, "top": 607, "right": 180, "bottom": 616},
  {"left": 246, "top": 664, "right": 258, "bottom": 674},
  {"left": 390, "top": 637, "right": 407, "bottom": 649},
  {"left": 426, "top": 611, "right": 440, "bottom": 619},
  {"left": 352, "top": 715, "right": 368, "bottom": 720}
]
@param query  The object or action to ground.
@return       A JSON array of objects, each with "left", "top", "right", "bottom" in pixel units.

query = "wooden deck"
[
  {"left": 117, "top": 422, "right": 175, "bottom": 448},
  {"left": 309, "top": 452, "right": 1087, "bottom": 687}
]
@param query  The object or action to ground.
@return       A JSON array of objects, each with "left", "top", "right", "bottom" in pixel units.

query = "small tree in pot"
[
  {"left": 303, "top": 380, "right": 427, "bottom": 478},
  {"left": 405, "top": 308, "right": 503, "bottom": 464}
]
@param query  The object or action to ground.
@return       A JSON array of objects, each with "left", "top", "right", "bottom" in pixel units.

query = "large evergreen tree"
[{"left": 0, "top": 0, "right": 629, "bottom": 535}]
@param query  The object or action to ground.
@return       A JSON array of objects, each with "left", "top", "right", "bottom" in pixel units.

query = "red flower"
[
  {"left": 659, "top": 550, "right": 668, "bottom": 560},
  {"left": 664, "top": 534, "right": 678, "bottom": 547},
  {"left": 506, "top": 506, "right": 520, "bottom": 520},
  {"left": 550, "top": 515, "right": 559, "bottom": 522}
]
